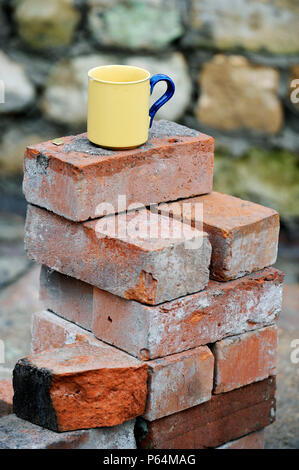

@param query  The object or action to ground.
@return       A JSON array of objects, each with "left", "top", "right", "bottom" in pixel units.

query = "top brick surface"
[{"left": 23, "top": 120, "right": 214, "bottom": 222}]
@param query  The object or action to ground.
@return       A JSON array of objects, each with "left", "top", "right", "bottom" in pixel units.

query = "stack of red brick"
[{"left": 0, "top": 120, "right": 283, "bottom": 449}]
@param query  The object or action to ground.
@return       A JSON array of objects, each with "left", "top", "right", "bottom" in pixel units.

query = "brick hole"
[
  {"left": 139, "top": 348, "right": 150, "bottom": 360},
  {"left": 108, "top": 316, "right": 113, "bottom": 323}
]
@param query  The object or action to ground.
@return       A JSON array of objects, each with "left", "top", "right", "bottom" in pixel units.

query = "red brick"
[
  {"left": 0, "top": 379, "right": 13, "bottom": 418},
  {"left": 13, "top": 342, "right": 148, "bottom": 432},
  {"left": 31, "top": 310, "right": 99, "bottom": 354},
  {"left": 0, "top": 414, "right": 136, "bottom": 449},
  {"left": 23, "top": 120, "right": 214, "bottom": 222},
  {"left": 154, "top": 192, "right": 279, "bottom": 280},
  {"left": 217, "top": 430, "right": 265, "bottom": 449},
  {"left": 92, "top": 268, "right": 283, "bottom": 359},
  {"left": 145, "top": 347, "right": 214, "bottom": 421},
  {"left": 135, "top": 377, "right": 276, "bottom": 449},
  {"left": 40, "top": 266, "right": 93, "bottom": 331},
  {"left": 31, "top": 310, "right": 213, "bottom": 421},
  {"left": 39, "top": 267, "right": 283, "bottom": 360},
  {"left": 212, "top": 326, "right": 278, "bottom": 394},
  {"left": 25, "top": 205, "right": 211, "bottom": 305}
]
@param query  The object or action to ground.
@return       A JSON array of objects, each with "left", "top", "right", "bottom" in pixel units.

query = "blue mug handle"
[{"left": 149, "top": 74, "right": 175, "bottom": 128}]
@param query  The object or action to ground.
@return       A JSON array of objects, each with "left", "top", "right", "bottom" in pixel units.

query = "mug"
[{"left": 87, "top": 64, "right": 175, "bottom": 149}]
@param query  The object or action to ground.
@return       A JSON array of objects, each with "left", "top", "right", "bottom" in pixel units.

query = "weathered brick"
[
  {"left": 13, "top": 342, "right": 148, "bottom": 432},
  {"left": 212, "top": 326, "right": 278, "bottom": 394},
  {"left": 40, "top": 265, "right": 93, "bottom": 331},
  {"left": 25, "top": 205, "right": 211, "bottom": 305},
  {"left": 23, "top": 120, "right": 214, "bottom": 222},
  {"left": 31, "top": 310, "right": 214, "bottom": 421},
  {"left": 92, "top": 268, "right": 283, "bottom": 359},
  {"left": 217, "top": 430, "right": 265, "bottom": 449},
  {"left": 154, "top": 192, "right": 279, "bottom": 280},
  {"left": 40, "top": 266, "right": 283, "bottom": 360},
  {"left": 0, "top": 414, "right": 136, "bottom": 449},
  {"left": 31, "top": 310, "right": 99, "bottom": 354},
  {"left": 0, "top": 379, "right": 13, "bottom": 418},
  {"left": 145, "top": 347, "right": 214, "bottom": 421},
  {"left": 135, "top": 377, "right": 276, "bottom": 449}
]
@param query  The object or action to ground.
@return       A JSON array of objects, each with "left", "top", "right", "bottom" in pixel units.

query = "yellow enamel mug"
[{"left": 87, "top": 65, "right": 175, "bottom": 149}]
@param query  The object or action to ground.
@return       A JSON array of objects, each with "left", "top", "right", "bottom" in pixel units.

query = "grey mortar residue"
[
  {"left": 61, "top": 120, "right": 200, "bottom": 156},
  {"left": 62, "top": 138, "right": 116, "bottom": 156},
  {"left": 148, "top": 120, "right": 200, "bottom": 139}
]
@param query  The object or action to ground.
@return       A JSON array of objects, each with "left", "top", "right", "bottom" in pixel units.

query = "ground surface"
[{"left": 0, "top": 211, "right": 298, "bottom": 449}]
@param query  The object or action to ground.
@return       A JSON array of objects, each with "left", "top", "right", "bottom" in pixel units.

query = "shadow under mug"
[{"left": 87, "top": 64, "right": 175, "bottom": 149}]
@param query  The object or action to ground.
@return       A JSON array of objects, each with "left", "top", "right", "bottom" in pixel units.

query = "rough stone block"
[
  {"left": 189, "top": 0, "right": 299, "bottom": 55},
  {"left": 13, "top": 342, "right": 148, "bottom": 432},
  {"left": 0, "top": 380, "right": 13, "bottom": 418},
  {"left": 125, "top": 54, "right": 192, "bottom": 122},
  {"left": 14, "top": 0, "right": 80, "bottom": 50},
  {"left": 88, "top": 0, "right": 184, "bottom": 51},
  {"left": 154, "top": 192, "right": 280, "bottom": 280},
  {"left": 212, "top": 326, "right": 278, "bottom": 394},
  {"left": 40, "top": 265, "right": 93, "bottom": 331},
  {"left": 217, "top": 430, "right": 265, "bottom": 449},
  {"left": 0, "top": 51, "right": 35, "bottom": 114},
  {"left": 195, "top": 55, "right": 282, "bottom": 134},
  {"left": 25, "top": 205, "right": 211, "bottom": 305},
  {"left": 135, "top": 377, "right": 276, "bottom": 449},
  {"left": 0, "top": 414, "right": 136, "bottom": 449},
  {"left": 92, "top": 268, "right": 283, "bottom": 359},
  {"left": 23, "top": 120, "right": 214, "bottom": 222}
]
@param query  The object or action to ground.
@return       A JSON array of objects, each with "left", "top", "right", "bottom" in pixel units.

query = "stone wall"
[{"left": 0, "top": 0, "right": 299, "bottom": 223}]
